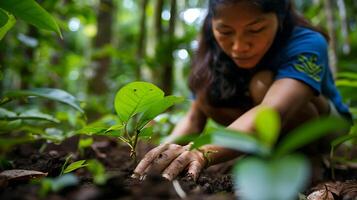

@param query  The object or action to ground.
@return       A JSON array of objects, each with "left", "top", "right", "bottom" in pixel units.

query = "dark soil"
[{"left": 0, "top": 136, "right": 355, "bottom": 200}]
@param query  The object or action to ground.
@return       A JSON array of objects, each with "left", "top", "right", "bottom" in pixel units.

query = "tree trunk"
[
  {"left": 324, "top": 0, "right": 338, "bottom": 76},
  {"left": 153, "top": 0, "right": 164, "bottom": 87},
  {"left": 161, "top": 0, "right": 177, "bottom": 95},
  {"left": 20, "top": 26, "right": 38, "bottom": 90},
  {"left": 154, "top": 0, "right": 164, "bottom": 40},
  {"left": 136, "top": 0, "right": 149, "bottom": 80},
  {"left": 89, "top": 0, "right": 113, "bottom": 94},
  {"left": 337, "top": 0, "right": 350, "bottom": 55}
]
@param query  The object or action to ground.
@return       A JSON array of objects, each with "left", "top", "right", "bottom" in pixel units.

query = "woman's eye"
[
  {"left": 219, "top": 31, "right": 233, "bottom": 36},
  {"left": 249, "top": 27, "right": 265, "bottom": 34}
]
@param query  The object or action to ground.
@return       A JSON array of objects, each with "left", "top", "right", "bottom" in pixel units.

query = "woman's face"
[{"left": 212, "top": 1, "right": 279, "bottom": 69}]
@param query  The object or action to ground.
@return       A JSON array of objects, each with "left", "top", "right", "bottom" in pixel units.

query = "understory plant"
[
  {"left": 0, "top": 88, "right": 85, "bottom": 153},
  {"left": 192, "top": 107, "right": 350, "bottom": 200},
  {"left": 79, "top": 82, "right": 184, "bottom": 160}
]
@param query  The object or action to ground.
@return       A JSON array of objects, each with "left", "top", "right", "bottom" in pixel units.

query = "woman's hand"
[{"left": 132, "top": 143, "right": 207, "bottom": 181}]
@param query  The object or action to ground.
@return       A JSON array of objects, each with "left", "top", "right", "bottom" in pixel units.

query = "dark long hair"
[{"left": 189, "top": 0, "right": 328, "bottom": 108}]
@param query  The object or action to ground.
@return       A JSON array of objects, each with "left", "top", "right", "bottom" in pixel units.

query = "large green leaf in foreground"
[
  {"left": 275, "top": 116, "right": 350, "bottom": 157},
  {"left": 234, "top": 154, "right": 309, "bottom": 200},
  {"left": 0, "top": 0, "right": 61, "bottom": 37}
]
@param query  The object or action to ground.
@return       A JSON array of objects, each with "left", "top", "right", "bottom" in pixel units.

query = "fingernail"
[
  {"left": 186, "top": 173, "right": 197, "bottom": 182},
  {"left": 131, "top": 173, "right": 139, "bottom": 179},
  {"left": 162, "top": 173, "right": 171, "bottom": 180}
]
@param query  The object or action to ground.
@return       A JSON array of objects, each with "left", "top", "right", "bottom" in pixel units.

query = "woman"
[{"left": 132, "top": 0, "right": 352, "bottom": 181}]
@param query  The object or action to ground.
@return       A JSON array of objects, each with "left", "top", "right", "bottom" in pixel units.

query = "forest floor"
[{"left": 0, "top": 136, "right": 356, "bottom": 200}]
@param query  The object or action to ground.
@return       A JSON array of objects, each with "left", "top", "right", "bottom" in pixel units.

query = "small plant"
[
  {"left": 192, "top": 107, "right": 350, "bottom": 200},
  {"left": 33, "top": 173, "right": 79, "bottom": 198},
  {"left": 0, "top": 88, "right": 85, "bottom": 148},
  {"left": 79, "top": 82, "right": 184, "bottom": 160},
  {"left": 60, "top": 154, "right": 88, "bottom": 175},
  {"left": 329, "top": 124, "right": 357, "bottom": 179}
]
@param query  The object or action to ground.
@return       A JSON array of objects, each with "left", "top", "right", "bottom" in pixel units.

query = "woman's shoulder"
[{"left": 282, "top": 26, "right": 328, "bottom": 57}]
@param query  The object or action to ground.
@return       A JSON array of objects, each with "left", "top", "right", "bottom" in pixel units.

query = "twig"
[{"left": 172, "top": 180, "right": 187, "bottom": 199}]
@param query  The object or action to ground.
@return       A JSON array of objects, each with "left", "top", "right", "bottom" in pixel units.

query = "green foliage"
[
  {"left": 2, "top": 88, "right": 84, "bottom": 114},
  {"left": 0, "top": 0, "right": 61, "bottom": 38},
  {"left": 191, "top": 128, "right": 270, "bottom": 157},
  {"left": 78, "top": 137, "right": 93, "bottom": 149},
  {"left": 255, "top": 107, "right": 280, "bottom": 149},
  {"left": 81, "top": 82, "right": 184, "bottom": 160},
  {"left": 86, "top": 159, "right": 108, "bottom": 185},
  {"left": 192, "top": 108, "right": 351, "bottom": 200},
  {"left": 35, "top": 174, "right": 79, "bottom": 197},
  {"left": 329, "top": 130, "right": 357, "bottom": 179},
  {"left": 274, "top": 117, "right": 350, "bottom": 157},
  {"left": 60, "top": 154, "right": 87, "bottom": 175},
  {"left": 62, "top": 160, "right": 88, "bottom": 174},
  {"left": 235, "top": 155, "right": 309, "bottom": 200},
  {"left": 0, "top": 88, "right": 84, "bottom": 148},
  {"left": 0, "top": 8, "right": 7, "bottom": 27},
  {"left": 0, "top": 9, "right": 15, "bottom": 40},
  {"left": 0, "top": 107, "right": 59, "bottom": 123}
]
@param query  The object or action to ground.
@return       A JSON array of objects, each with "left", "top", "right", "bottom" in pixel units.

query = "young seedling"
[
  {"left": 60, "top": 154, "right": 88, "bottom": 175},
  {"left": 192, "top": 107, "right": 351, "bottom": 200},
  {"left": 113, "top": 82, "right": 184, "bottom": 160},
  {"left": 79, "top": 82, "right": 184, "bottom": 161}
]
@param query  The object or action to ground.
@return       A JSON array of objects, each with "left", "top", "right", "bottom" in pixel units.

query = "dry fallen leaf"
[
  {"left": 0, "top": 169, "right": 48, "bottom": 181},
  {"left": 307, "top": 180, "right": 357, "bottom": 200}
]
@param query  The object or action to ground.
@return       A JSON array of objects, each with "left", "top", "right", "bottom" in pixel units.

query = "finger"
[
  {"left": 162, "top": 151, "right": 191, "bottom": 181},
  {"left": 145, "top": 145, "right": 187, "bottom": 174},
  {"left": 186, "top": 160, "right": 203, "bottom": 181},
  {"left": 133, "top": 143, "right": 169, "bottom": 177}
]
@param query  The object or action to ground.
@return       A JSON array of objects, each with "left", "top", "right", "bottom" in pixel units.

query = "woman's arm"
[
  {"left": 200, "top": 78, "right": 315, "bottom": 165},
  {"left": 164, "top": 100, "right": 208, "bottom": 143},
  {"left": 133, "top": 78, "right": 316, "bottom": 181}
]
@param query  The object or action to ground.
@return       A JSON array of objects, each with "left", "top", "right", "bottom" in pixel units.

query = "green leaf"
[
  {"left": 191, "top": 127, "right": 270, "bottom": 157},
  {"left": 0, "top": 108, "right": 59, "bottom": 123},
  {"left": 0, "top": 107, "right": 16, "bottom": 118},
  {"left": 78, "top": 137, "right": 93, "bottom": 149},
  {"left": 87, "top": 159, "right": 108, "bottom": 185},
  {"left": 255, "top": 107, "right": 280, "bottom": 148},
  {"left": 0, "top": 136, "right": 34, "bottom": 150},
  {"left": 234, "top": 155, "right": 310, "bottom": 200},
  {"left": 3, "top": 88, "right": 84, "bottom": 114},
  {"left": 137, "top": 95, "right": 184, "bottom": 130},
  {"left": 63, "top": 160, "right": 88, "bottom": 174},
  {"left": 19, "top": 109, "right": 60, "bottom": 123},
  {"left": 45, "top": 174, "right": 78, "bottom": 193},
  {"left": 114, "top": 82, "right": 164, "bottom": 123},
  {"left": 0, "top": 120, "right": 22, "bottom": 133},
  {"left": 275, "top": 117, "right": 350, "bottom": 157},
  {"left": 42, "top": 128, "right": 66, "bottom": 143},
  {"left": 138, "top": 126, "right": 153, "bottom": 140},
  {"left": 337, "top": 72, "right": 357, "bottom": 80},
  {"left": 0, "top": 0, "right": 62, "bottom": 37},
  {"left": 105, "top": 124, "right": 124, "bottom": 133},
  {"left": 76, "top": 125, "right": 108, "bottom": 135},
  {"left": 0, "top": 10, "right": 15, "bottom": 40},
  {"left": 0, "top": 8, "right": 8, "bottom": 26},
  {"left": 331, "top": 133, "right": 357, "bottom": 148}
]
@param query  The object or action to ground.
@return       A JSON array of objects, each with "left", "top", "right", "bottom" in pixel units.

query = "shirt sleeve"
[{"left": 274, "top": 33, "right": 328, "bottom": 95}]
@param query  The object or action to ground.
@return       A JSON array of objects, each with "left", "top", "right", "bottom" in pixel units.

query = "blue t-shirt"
[{"left": 272, "top": 26, "right": 351, "bottom": 120}]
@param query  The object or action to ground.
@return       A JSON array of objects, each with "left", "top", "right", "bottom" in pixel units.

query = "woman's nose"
[{"left": 232, "top": 36, "right": 250, "bottom": 54}]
